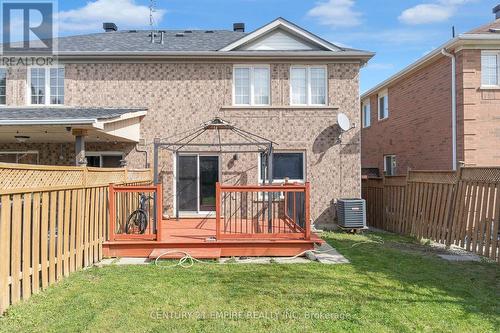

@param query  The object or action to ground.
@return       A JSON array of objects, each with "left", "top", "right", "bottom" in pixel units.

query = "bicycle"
[{"left": 125, "top": 193, "right": 152, "bottom": 234}]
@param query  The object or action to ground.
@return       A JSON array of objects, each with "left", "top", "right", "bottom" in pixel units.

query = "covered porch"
[{"left": 0, "top": 107, "right": 146, "bottom": 166}]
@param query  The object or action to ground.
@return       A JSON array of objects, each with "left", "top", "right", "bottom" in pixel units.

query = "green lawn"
[{"left": 0, "top": 232, "right": 498, "bottom": 333}]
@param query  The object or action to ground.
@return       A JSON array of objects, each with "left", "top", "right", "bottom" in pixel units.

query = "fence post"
[
  {"left": 446, "top": 167, "right": 462, "bottom": 247},
  {"left": 216, "top": 182, "right": 221, "bottom": 240},
  {"left": 304, "top": 182, "right": 311, "bottom": 240},
  {"left": 108, "top": 184, "right": 115, "bottom": 241}
]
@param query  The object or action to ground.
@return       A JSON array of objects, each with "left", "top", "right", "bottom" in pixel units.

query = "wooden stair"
[{"left": 149, "top": 248, "right": 222, "bottom": 260}]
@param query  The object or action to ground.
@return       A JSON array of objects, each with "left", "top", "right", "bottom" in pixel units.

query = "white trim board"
[{"left": 220, "top": 18, "right": 341, "bottom": 52}]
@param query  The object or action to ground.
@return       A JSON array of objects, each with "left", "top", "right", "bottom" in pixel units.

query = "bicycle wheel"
[{"left": 125, "top": 210, "right": 147, "bottom": 234}]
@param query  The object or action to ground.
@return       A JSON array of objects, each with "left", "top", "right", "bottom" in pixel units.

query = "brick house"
[
  {"left": 361, "top": 11, "right": 500, "bottom": 177},
  {"left": 0, "top": 18, "right": 373, "bottom": 225}
]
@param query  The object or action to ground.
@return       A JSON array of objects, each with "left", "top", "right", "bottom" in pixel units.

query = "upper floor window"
[
  {"left": 481, "top": 51, "right": 499, "bottom": 87},
  {"left": 378, "top": 91, "right": 388, "bottom": 120},
  {"left": 233, "top": 65, "right": 270, "bottom": 105},
  {"left": 362, "top": 99, "right": 371, "bottom": 128},
  {"left": 28, "top": 67, "right": 64, "bottom": 105},
  {"left": 0, "top": 68, "right": 6, "bottom": 105},
  {"left": 290, "top": 66, "right": 327, "bottom": 106}
]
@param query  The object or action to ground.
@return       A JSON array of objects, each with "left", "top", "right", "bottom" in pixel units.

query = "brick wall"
[
  {"left": 361, "top": 56, "right": 455, "bottom": 175},
  {"left": 1, "top": 61, "right": 362, "bottom": 225},
  {"left": 457, "top": 49, "right": 500, "bottom": 166}
]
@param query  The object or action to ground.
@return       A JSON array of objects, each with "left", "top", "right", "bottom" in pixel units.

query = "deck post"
[
  {"left": 108, "top": 184, "right": 115, "bottom": 241},
  {"left": 216, "top": 182, "right": 221, "bottom": 239},
  {"left": 156, "top": 183, "right": 163, "bottom": 241},
  {"left": 304, "top": 182, "right": 311, "bottom": 240},
  {"left": 267, "top": 144, "right": 273, "bottom": 233},
  {"left": 175, "top": 152, "right": 180, "bottom": 220}
]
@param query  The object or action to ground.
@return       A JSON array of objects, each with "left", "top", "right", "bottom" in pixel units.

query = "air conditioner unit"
[{"left": 337, "top": 199, "right": 366, "bottom": 229}]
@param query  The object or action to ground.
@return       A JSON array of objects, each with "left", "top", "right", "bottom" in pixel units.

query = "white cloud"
[
  {"left": 307, "top": 0, "right": 362, "bottom": 28},
  {"left": 398, "top": 0, "right": 474, "bottom": 25},
  {"left": 57, "top": 0, "right": 166, "bottom": 32}
]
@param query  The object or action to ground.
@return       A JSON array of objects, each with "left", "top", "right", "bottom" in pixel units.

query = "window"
[
  {"left": 233, "top": 65, "right": 270, "bottom": 105},
  {"left": 0, "top": 151, "right": 39, "bottom": 164},
  {"left": 85, "top": 152, "right": 123, "bottom": 168},
  {"left": 378, "top": 92, "right": 388, "bottom": 120},
  {"left": 0, "top": 68, "right": 6, "bottom": 105},
  {"left": 290, "top": 66, "right": 327, "bottom": 105},
  {"left": 28, "top": 67, "right": 64, "bottom": 105},
  {"left": 259, "top": 152, "right": 305, "bottom": 182},
  {"left": 384, "top": 155, "right": 396, "bottom": 176},
  {"left": 481, "top": 51, "right": 499, "bottom": 87},
  {"left": 362, "top": 100, "right": 371, "bottom": 128}
]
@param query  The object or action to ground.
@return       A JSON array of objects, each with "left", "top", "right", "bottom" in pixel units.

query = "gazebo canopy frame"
[{"left": 152, "top": 118, "right": 277, "bottom": 222}]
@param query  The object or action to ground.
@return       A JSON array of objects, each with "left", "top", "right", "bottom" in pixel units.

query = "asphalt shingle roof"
[
  {"left": 0, "top": 107, "right": 147, "bottom": 121},
  {"left": 54, "top": 30, "right": 247, "bottom": 52}
]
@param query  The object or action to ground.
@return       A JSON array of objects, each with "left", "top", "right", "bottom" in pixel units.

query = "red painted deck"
[{"left": 103, "top": 218, "right": 323, "bottom": 258}]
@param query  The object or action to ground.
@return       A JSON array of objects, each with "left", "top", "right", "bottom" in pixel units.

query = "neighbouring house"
[
  {"left": 0, "top": 18, "right": 373, "bottom": 225},
  {"left": 361, "top": 8, "right": 500, "bottom": 177}
]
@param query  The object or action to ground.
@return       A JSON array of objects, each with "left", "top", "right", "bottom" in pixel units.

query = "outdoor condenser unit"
[{"left": 336, "top": 199, "right": 366, "bottom": 228}]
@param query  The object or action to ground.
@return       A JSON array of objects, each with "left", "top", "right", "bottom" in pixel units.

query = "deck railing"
[
  {"left": 108, "top": 184, "right": 162, "bottom": 241},
  {"left": 215, "top": 182, "right": 310, "bottom": 240}
]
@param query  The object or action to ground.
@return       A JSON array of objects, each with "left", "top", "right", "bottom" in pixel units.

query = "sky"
[{"left": 50, "top": 0, "right": 500, "bottom": 92}]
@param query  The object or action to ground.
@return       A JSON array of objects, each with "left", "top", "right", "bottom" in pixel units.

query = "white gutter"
[
  {"left": 0, "top": 119, "right": 96, "bottom": 125},
  {"left": 441, "top": 48, "right": 457, "bottom": 171}
]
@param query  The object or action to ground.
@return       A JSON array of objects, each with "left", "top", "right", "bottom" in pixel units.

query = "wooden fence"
[
  {"left": 362, "top": 167, "right": 500, "bottom": 263},
  {"left": 0, "top": 163, "right": 152, "bottom": 313}
]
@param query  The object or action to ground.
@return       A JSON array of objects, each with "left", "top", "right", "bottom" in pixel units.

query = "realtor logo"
[{"left": 1, "top": 1, "right": 54, "bottom": 54}]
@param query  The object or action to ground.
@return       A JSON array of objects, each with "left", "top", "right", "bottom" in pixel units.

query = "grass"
[{"left": 0, "top": 231, "right": 499, "bottom": 333}]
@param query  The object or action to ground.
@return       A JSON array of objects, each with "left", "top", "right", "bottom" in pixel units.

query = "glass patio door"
[{"left": 177, "top": 154, "right": 219, "bottom": 213}]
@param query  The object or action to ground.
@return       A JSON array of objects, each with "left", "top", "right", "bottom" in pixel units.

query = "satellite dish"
[{"left": 337, "top": 113, "right": 351, "bottom": 131}]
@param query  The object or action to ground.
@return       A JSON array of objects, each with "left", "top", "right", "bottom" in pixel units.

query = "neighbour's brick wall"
[
  {"left": 361, "top": 56, "right": 456, "bottom": 175},
  {"left": 2, "top": 61, "right": 360, "bottom": 225},
  {"left": 457, "top": 49, "right": 500, "bottom": 166}
]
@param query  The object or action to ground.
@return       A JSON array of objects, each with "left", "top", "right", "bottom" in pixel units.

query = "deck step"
[{"left": 149, "top": 248, "right": 222, "bottom": 260}]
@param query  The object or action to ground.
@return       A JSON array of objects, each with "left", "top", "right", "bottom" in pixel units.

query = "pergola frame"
[{"left": 152, "top": 118, "right": 276, "bottom": 224}]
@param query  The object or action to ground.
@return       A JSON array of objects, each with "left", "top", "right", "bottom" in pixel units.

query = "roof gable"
[
  {"left": 237, "top": 29, "right": 321, "bottom": 51},
  {"left": 219, "top": 18, "right": 341, "bottom": 52}
]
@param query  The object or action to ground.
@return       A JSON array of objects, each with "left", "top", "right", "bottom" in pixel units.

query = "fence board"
[
  {"left": 0, "top": 195, "right": 11, "bottom": 312},
  {"left": 22, "top": 193, "right": 32, "bottom": 300},
  {"left": 362, "top": 167, "right": 500, "bottom": 263}
]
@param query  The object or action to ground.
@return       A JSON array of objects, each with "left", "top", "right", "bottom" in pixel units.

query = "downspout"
[{"left": 441, "top": 48, "right": 457, "bottom": 171}]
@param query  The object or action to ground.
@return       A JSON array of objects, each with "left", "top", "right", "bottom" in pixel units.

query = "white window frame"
[
  {"left": 480, "top": 50, "right": 500, "bottom": 88},
  {"left": 0, "top": 150, "right": 39, "bottom": 164},
  {"left": 362, "top": 99, "right": 371, "bottom": 128},
  {"left": 27, "top": 65, "right": 65, "bottom": 106},
  {"left": 258, "top": 150, "right": 306, "bottom": 184},
  {"left": 85, "top": 151, "right": 123, "bottom": 168},
  {"left": 378, "top": 90, "right": 389, "bottom": 120},
  {"left": 383, "top": 155, "right": 396, "bottom": 176},
  {"left": 289, "top": 65, "right": 328, "bottom": 106},
  {"left": 232, "top": 64, "right": 271, "bottom": 106}
]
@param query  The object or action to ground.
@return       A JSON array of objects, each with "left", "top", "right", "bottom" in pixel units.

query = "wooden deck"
[{"left": 103, "top": 218, "right": 323, "bottom": 258}]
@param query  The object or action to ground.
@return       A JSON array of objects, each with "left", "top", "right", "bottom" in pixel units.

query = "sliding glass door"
[{"left": 177, "top": 154, "right": 220, "bottom": 213}]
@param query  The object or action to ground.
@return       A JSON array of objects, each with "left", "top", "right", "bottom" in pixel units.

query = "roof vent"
[
  {"left": 494, "top": 4, "right": 500, "bottom": 19},
  {"left": 103, "top": 22, "right": 117, "bottom": 32},
  {"left": 175, "top": 33, "right": 184, "bottom": 37},
  {"left": 233, "top": 23, "right": 245, "bottom": 32},
  {"left": 184, "top": 30, "right": 193, "bottom": 33},
  {"left": 128, "top": 29, "right": 137, "bottom": 33},
  {"left": 205, "top": 30, "right": 214, "bottom": 33}
]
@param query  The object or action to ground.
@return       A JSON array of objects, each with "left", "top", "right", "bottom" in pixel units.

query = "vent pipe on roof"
[
  {"left": 233, "top": 23, "right": 245, "bottom": 32},
  {"left": 494, "top": 4, "right": 500, "bottom": 19},
  {"left": 159, "top": 30, "right": 165, "bottom": 44},
  {"left": 103, "top": 22, "right": 117, "bottom": 32}
]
